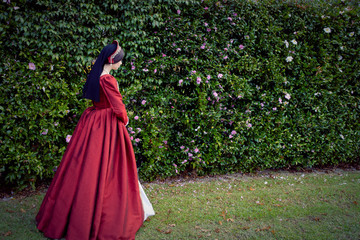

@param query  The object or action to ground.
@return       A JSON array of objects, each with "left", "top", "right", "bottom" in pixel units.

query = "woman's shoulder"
[
  {"left": 100, "top": 74, "right": 120, "bottom": 91},
  {"left": 100, "top": 74, "right": 117, "bottom": 82},
  {"left": 100, "top": 74, "right": 115, "bottom": 79}
]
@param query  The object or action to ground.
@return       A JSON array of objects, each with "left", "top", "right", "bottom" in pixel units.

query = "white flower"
[
  {"left": 338, "top": 55, "right": 343, "bottom": 61},
  {"left": 291, "top": 39, "right": 297, "bottom": 45},
  {"left": 286, "top": 56, "right": 293, "bottom": 62},
  {"left": 340, "top": 46, "right": 344, "bottom": 50},
  {"left": 324, "top": 27, "right": 331, "bottom": 33},
  {"left": 284, "top": 40, "right": 289, "bottom": 48},
  {"left": 285, "top": 93, "right": 291, "bottom": 100},
  {"left": 339, "top": 11, "right": 344, "bottom": 14},
  {"left": 349, "top": 32, "right": 354, "bottom": 37}
]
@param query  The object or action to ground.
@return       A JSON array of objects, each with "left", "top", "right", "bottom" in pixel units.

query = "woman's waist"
[{"left": 92, "top": 103, "right": 111, "bottom": 109}]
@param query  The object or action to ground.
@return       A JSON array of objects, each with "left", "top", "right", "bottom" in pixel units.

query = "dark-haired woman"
[{"left": 36, "top": 40, "right": 154, "bottom": 240}]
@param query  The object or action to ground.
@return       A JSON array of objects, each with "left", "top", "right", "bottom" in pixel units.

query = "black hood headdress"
[{"left": 82, "top": 40, "right": 125, "bottom": 102}]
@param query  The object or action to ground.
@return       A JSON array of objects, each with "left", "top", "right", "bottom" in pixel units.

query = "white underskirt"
[{"left": 138, "top": 181, "right": 155, "bottom": 221}]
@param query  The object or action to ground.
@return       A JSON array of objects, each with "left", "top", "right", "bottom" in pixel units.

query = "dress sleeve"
[{"left": 102, "top": 75, "right": 128, "bottom": 125}]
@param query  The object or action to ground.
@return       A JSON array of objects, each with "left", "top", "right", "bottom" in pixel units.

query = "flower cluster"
[{"left": 229, "top": 130, "right": 237, "bottom": 139}]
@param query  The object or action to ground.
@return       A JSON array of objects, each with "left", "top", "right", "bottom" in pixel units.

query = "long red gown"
[{"left": 36, "top": 74, "right": 144, "bottom": 240}]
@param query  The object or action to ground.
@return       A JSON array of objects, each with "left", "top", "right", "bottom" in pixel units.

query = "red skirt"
[{"left": 36, "top": 106, "right": 144, "bottom": 240}]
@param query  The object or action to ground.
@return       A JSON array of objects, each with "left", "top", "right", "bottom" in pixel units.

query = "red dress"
[{"left": 36, "top": 74, "right": 144, "bottom": 240}]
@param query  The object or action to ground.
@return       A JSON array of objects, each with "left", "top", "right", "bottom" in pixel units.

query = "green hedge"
[{"left": 0, "top": 0, "right": 359, "bottom": 189}]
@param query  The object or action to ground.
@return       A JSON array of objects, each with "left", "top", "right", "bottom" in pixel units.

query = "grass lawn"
[{"left": 1, "top": 168, "right": 359, "bottom": 239}]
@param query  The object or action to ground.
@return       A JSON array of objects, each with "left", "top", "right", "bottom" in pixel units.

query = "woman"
[{"left": 36, "top": 40, "right": 154, "bottom": 240}]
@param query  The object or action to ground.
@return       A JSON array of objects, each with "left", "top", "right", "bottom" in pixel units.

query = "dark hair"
[{"left": 111, "top": 48, "right": 125, "bottom": 64}]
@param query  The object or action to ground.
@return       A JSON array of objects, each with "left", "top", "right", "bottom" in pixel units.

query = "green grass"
[{"left": 1, "top": 169, "right": 359, "bottom": 240}]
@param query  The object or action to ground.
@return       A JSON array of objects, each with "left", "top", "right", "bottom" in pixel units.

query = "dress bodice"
[
  {"left": 92, "top": 75, "right": 112, "bottom": 109},
  {"left": 92, "top": 74, "right": 128, "bottom": 125}
]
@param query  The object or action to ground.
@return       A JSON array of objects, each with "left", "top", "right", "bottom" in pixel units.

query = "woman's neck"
[{"left": 101, "top": 65, "right": 112, "bottom": 76}]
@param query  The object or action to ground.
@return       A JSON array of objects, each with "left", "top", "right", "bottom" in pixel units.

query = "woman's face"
[{"left": 113, "top": 60, "right": 122, "bottom": 70}]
